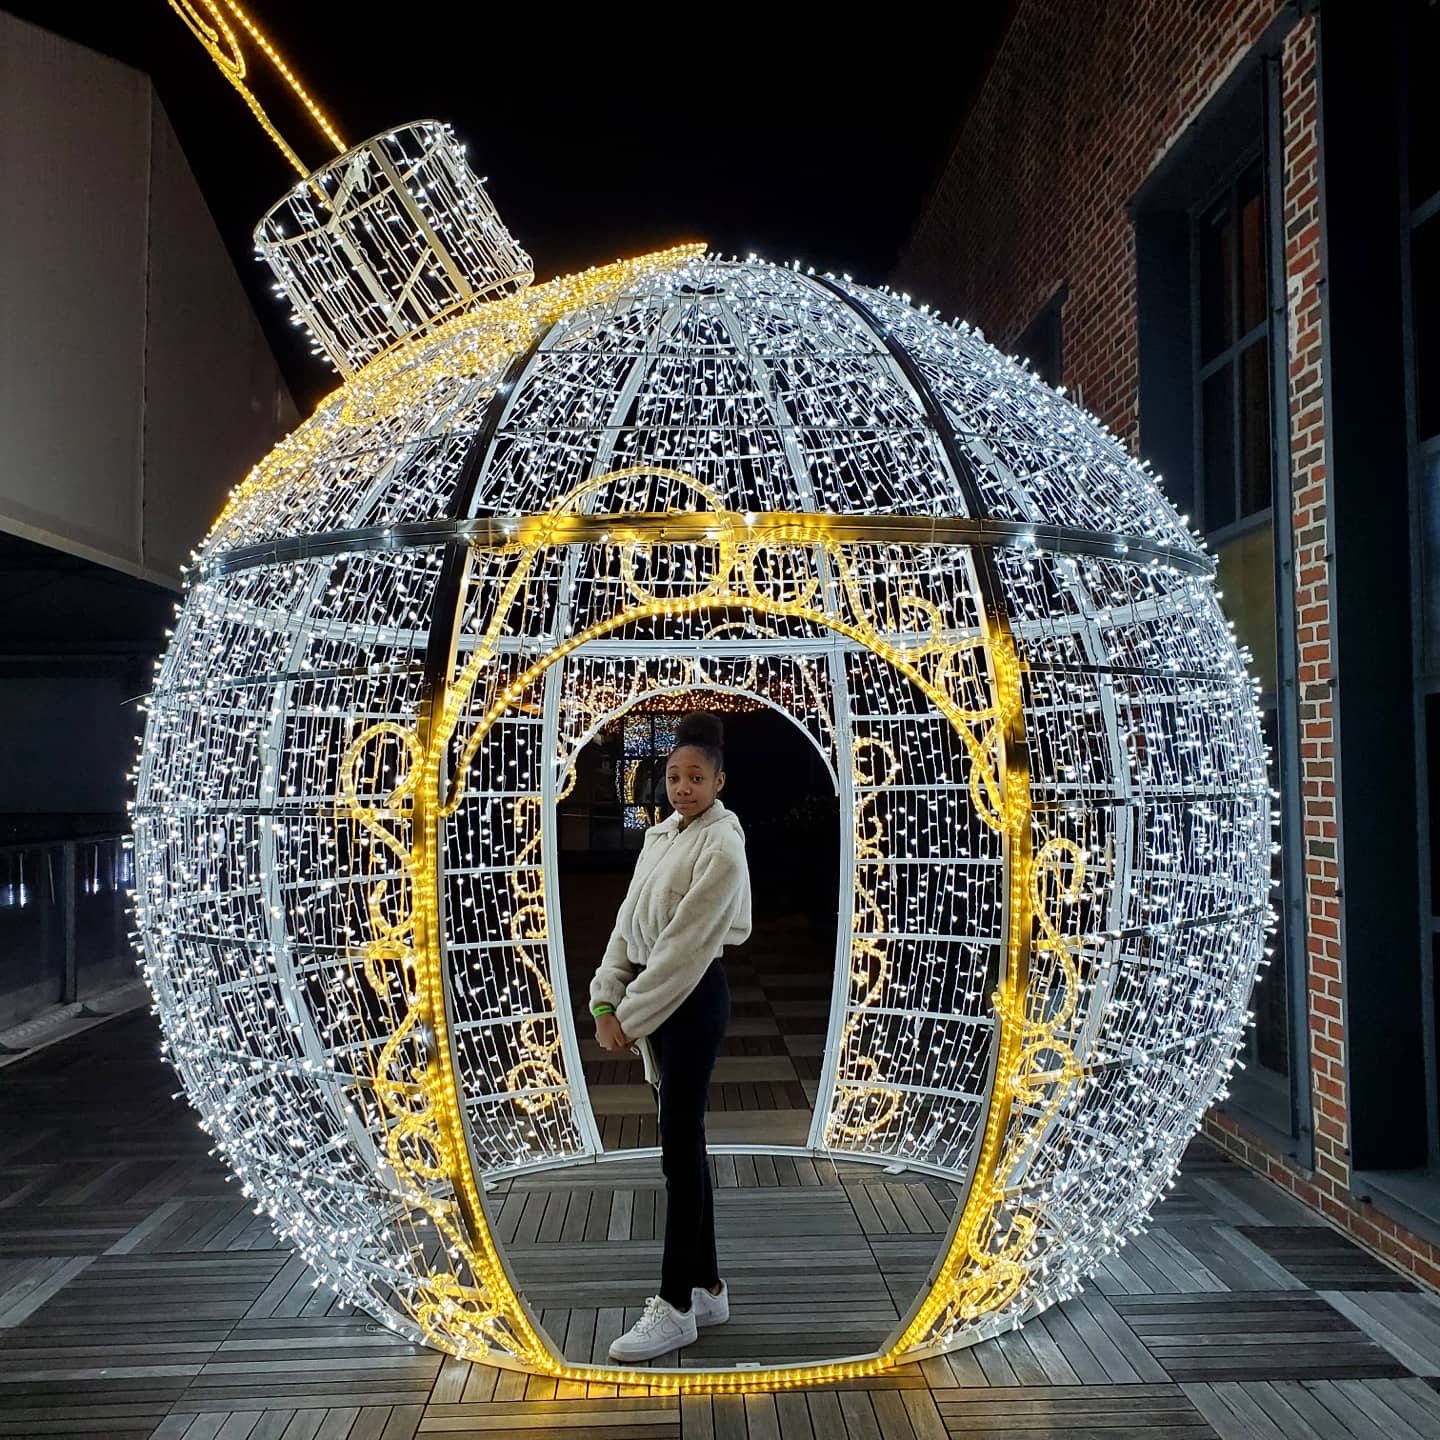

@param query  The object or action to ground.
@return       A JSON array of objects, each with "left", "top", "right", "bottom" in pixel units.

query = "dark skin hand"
[{"left": 595, "top": 1013, "right": 632, "bottom": 1051}]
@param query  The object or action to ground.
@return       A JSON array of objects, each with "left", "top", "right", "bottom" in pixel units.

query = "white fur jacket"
[{"left": 589, "top": 798, "right": 752, "bottom": 1043}]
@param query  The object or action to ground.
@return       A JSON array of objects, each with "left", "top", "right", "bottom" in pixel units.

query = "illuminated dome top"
[{"left": 206, "top": 210, "right": 1202, "bottom": 573}]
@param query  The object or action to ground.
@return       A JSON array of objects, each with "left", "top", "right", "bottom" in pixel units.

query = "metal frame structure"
[{"left": 133, "top": 121, "right": 1271, "bottom": 1390}]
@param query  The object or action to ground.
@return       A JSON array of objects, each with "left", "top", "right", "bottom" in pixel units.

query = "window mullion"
[{"left": 1230, "top": 177, "right": 1245, "bottom": 524}]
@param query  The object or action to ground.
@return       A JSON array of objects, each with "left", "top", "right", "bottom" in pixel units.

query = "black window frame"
[
  {"left": 1014, "top": 286, "right": 1068, "bottom": 388},
  {"left": 1400, "top": 0, "right": 1440, "bottom": 1170},
  {"left": 1132, "top": 43, "right": 1312, "bottom": 1165},
  {"left": 1191, "top": 149, "right": 1274, "bottom": 548}
]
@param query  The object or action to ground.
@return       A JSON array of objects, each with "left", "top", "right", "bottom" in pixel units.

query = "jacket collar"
[{"left": 654, "top": 797, "right": 728, "bottom": 837}]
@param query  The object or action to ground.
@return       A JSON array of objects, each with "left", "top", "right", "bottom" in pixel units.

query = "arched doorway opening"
[
  {"left": 486, "top": 687, "right": 963, "bottom": 1367},
  {"left": 427, "top": 521, "right": 1012, "bottom": 1376},
  {"left": 558, "top": 696, "right": 840, "bottom": 1153}
]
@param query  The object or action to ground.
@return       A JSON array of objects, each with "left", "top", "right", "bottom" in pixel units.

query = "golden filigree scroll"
[
  {"left": 335, "top": 722, "right": 543, "bottom": 1362},
  {"left": 824, "top": 738, "right": 904, "bottom": 1144},
  {"left": 330, "top": 465, "right": 1093, "bottom": 1371},
  {"left": 503, "top": 796, "right": 566, "bottom": 1110},
  {"left": 899, "top": 833, "right": 1090, "bottom": 1340}
]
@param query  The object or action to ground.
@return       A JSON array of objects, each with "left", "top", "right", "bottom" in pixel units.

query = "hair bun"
[{"left": 676, "top": 711, "right": 724, "bottom": 748}]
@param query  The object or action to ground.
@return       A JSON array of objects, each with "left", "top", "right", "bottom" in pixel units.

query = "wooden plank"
[
  {"left": 536, "top": 1190, "right": 570, "bottom": 1246},
  {"left": 147, "top": 1418, "right": 198, "bottom": 1440},
  {"left": 466, "top": 1359, "right": 506, "bottom": 1405},
  {"left": 310, "top": 1410, "right": 360, "bottom": 1440},
  {"left": 106, "top": 1199, "right": 187, "bottom": 1256},
  {"left": 1030, "top": 1304, "right": 1109, "bottom": 1385},
  {"left": 1269, "top": 1378, "right": 1388, "bottom": 1439},
  {"left": 1338, "top": 1379, "right": 1439, "bottom": 1440},
  {"left": 936, "top": 1382, "right": 1212, "bottom": 1434},
  {"left": 990, "top": 1330, "right": 1048, "bottom": 1387},
  {"left": 898, "top": 1388, "right": 948, "bottom": 1440},
  {"left": 245, "top": 1413, "right": 299, "bottom": 1440},
  {"left": 836, "top": 1390, "right": 881, "bottom": 1440},
  {"left": 274, "top": 1412, "right": 325, "bottom": 1440},
  {"left": 1359, "top": 1379, "right": 1440, "bottom": 1440},
  {"left": 378, "top": 1405, "right": 424, "bottom": 1440},
  {"left": 1237, "top": 1226, "right": 1417, "bottom": 1291},
  {"left": 179, "top": 1418, "right": 232, "bottom": 1440},
  {"left": 0, "top": 1256, "right": 93, "bottom": 1328},
  {"left": 1325, "top": 1291, "right": 1440, "bottom": 1376},
  {"left": 742, "top": 1394, "right": 781, "bottom": 1440},
  {"left": 560, "top": 1191, "right": 592, "bottom": 1245},
  {"left": 608, "top": 1190, "right": 634, "bottom": 1244},
  {"left": 804, "top": 1393, "right": 843, "bottom": 1440},
  {"left": 711, "top": 1393, "right": 745, "bottom": 1440},
  {"left": 430, "top": 1356, "right": 470, "bottom": 1406},
  {"left": 1012, "top": 1312, "right": 1081, "bottom": 1385},
  {"left": 1181, "top": 1382, "right": 1289, "bottom": 1440},
  {"left": 773, "top": 1392, "right": 812, "bottom": 1440},
  {"left": 345, "top": 1411, "right": 393, "bottom": 1440},
  {"left": 1073, "top": 1293, "right": 1171, "bottom": 1383},
  {"left": 679, "top": 1395, "right": 713, "bottom": 1440},
  {"left": 882, "top": 1184, "right": 929, "bottom": 1235}
]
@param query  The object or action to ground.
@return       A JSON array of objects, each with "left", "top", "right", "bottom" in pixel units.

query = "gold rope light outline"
[
  {"left": 167, "top": 0, "right": 346, "bottom": 176},
  {"left": 331, "top": 470, "right": 1084, "bottom": 1385}
]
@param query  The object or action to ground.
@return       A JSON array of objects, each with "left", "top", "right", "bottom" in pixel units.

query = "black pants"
[{"left": 651, "top": 958, "right": 730, "bottom": 1310}]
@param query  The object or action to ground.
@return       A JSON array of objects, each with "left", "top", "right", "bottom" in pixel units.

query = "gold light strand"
[
  {"left": 503, "top": 797, "right": 567, "bottom": 1111},
  {"left": 167, "top": 1, "right": 346, "bottom": 176},
  {"left": 332, "top": 465, "right": 1084, "bottom": 1383},
  {"left": 136, "top": 245, "right": 1267, "bottom": 1391},
  {"left": 204, "top": 246, "right": 704, "bottom": 543}
]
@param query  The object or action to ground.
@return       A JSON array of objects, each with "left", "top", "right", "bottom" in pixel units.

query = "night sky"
[{"left": 7, "top": 3, "right": 1008, "bottom": 409}]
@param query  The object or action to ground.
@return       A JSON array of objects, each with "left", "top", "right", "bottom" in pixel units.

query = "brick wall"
[
  {"left": 897, "top": 0, "right": 1285, "bottom": 446},
  {"left": 897, "top": 2, "right": 1440, "bottom": 1290}
]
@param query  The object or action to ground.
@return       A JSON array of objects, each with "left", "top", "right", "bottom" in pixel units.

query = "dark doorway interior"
[
  {"left": 557, "top": 703, "right": 840, "bottom": 1150},
  {"left": 505, "top": 702, "right": 963, "bottom": 1367}
]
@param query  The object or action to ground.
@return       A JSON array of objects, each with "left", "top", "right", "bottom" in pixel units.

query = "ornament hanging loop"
[{"left": 166, "top": 0, "right": 346, "bottom": 177}]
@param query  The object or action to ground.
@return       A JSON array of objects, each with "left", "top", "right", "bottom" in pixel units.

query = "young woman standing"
[{"left": 589, "top": 711, "right": 752, "bottom": 1362}]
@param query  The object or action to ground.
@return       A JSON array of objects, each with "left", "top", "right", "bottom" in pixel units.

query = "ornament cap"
[{"left": 253, "top": 120, "right": 533, "bottom": 377}]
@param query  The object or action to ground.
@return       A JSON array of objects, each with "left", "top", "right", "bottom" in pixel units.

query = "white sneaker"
[
  {"left": 607, "top": 1295, "right": 697, "bottom": 1362},
  {"left": 691, "top": 1279, "right": 729, "bottom": 1327}
]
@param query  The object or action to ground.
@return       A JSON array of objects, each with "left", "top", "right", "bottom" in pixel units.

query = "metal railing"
[{"left": 0, "top": 833, "right": 135, "bottom": 1032}]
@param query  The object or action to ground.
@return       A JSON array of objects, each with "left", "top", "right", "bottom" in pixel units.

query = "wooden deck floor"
[{"left": 7, "top": 923, "right": 1440, "bottom": 1436}]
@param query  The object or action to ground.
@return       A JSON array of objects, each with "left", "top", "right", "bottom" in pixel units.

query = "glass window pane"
[
  {"left": 1417, "top": 449, "right": 1440, "bottom": 676},
  {"left": 1217, "top": 534, "right": 1285, "bottom": 1089},
  {"left": 0, "top": 848, "right": 61, "bottom": 1009},
  {"left": 1240, "top": 338, "right": 1273, "bottom": 518},
  {"left": 1202, "top": 365, "right": 1236, "bottom": 531},
  {"left": 1216, "top": 521, "right": 1278, "bottom": 698},
  {"left": 1409, "top": 0, "right": 1440, "bottom": 206},
  {"left": 1016, "top": 300, "right": 1063, "bottom": 386},
  {"left": 1200, "top": 197, "right": 1235, "bottom": 362},
  {"left": 1414, "top": 212, "right": 1440, "bottom": 443},
  {"left": 1428, "top": 694, "right": 1440, "bottom": 906},
  {"left": 1238, "top": 160, "right": 1266, "bottom": 336}
]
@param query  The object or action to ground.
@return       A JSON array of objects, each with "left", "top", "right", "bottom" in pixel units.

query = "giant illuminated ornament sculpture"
[{"left": 134, "top": 0, "right": 1273, "bottom": 1390}]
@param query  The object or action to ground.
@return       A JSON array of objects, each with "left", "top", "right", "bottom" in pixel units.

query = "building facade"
[
  {"left": 897, "top": 0, "right": 1440, "bottom": 1286},
  {"left": 0, "top": 13, "right": 296, "bottom": 1025}
]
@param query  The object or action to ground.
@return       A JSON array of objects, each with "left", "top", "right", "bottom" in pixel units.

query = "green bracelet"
[{"left": 591, "top": 1003, "right": 615, "bottom": 1017}]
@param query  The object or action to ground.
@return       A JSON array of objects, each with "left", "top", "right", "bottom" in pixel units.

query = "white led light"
[{"left": 134, "top": 186, "right": 1268, "bottom": 1379}]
